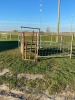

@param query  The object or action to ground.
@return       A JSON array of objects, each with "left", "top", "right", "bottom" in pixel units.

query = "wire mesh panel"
[{"left": 38, "top": 33, "right": 73, "bottom": 59}]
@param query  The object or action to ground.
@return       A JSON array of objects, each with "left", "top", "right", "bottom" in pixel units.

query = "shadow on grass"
[
  {"left": 72, "top": 45, "right": 75, "bottom": 56},
  {"left": 38, "top": 48, "right": 62, "bottom": 56},
  {"left": 0, "top": 41, "right": 18, "bottom": 52}
]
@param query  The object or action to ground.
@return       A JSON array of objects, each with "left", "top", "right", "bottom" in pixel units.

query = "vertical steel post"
[
  {"left": 21, "top": 32, "right": 25, "bottom": 60},
  {"left": 71, "top": 15, "right": 73, "bottom": 35},
  {"left": 39, "top": 29, "right": 40, "bottom": 49},
  {"left": 57, "top": 0, "right": 60, "bottom": 42}
]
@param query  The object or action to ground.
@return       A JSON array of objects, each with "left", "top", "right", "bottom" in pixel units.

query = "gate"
[{"left": 21, "top": 27, "right": 40, "bottom": 61}]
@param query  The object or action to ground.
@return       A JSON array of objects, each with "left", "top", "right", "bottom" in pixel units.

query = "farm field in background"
[{"left": 0, "top": 32, "right": 75, "bottom": 94}]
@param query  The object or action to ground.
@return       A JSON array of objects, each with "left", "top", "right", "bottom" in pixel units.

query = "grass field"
[{"left": 0, "top": 32, "right": 75, "bottom": 95}]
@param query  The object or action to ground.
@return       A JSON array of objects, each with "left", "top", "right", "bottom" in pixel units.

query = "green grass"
[
  {"left": 0, "top": 33, "right": 75, "bottom": 94},
  {"left": 0, "top": 47, "right": 75, "bottom": 94}
]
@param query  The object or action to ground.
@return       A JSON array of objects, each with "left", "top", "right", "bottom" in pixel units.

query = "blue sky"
[{"left": 0, "top": 0, "right": 75, "bottom": 31}]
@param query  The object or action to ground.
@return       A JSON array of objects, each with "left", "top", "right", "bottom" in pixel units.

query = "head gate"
[{"left": 21, "top": 26, "right": 40, "bottom": 61}]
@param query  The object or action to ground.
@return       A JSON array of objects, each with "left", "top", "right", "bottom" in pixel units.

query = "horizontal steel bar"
[
  {"left": 40, "top": 34, "right": 73, "bottom": 36},
  {"left": 38, "top": 55, "right": 70, "bottom": 58},
  {"left": 21, "top": 26, "right": 40, "bottom": 30}
]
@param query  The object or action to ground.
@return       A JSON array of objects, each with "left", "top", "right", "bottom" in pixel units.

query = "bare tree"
[{"left": 46, "top": 27, "right": 50, "bottom": 33}]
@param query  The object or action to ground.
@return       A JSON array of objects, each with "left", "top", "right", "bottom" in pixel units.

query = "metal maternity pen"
[
  {"left": 20, "top": 26, "right": 40, "bottom": 61},
  {"left": 20, "top": 26, "right": 74, "bottom": 61}
]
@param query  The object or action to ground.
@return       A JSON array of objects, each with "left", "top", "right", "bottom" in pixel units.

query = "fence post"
[
  {"left": 60, "top": 35, "right": 63, "bottom": 51},
  {"left": 10, "top": 33, "right": 11, "bottom": 40},
  {"left": 70, "top": 34, "right": 73, "bottom": 59},
  {"left": 39, "top": 29, "right": 40, "bottom": 49},
  {"left": 21, "top": 32, "right": 25, "bottom": 60}
]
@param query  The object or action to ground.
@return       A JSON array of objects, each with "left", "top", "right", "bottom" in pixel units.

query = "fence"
[
  {"left": 0, "top": 32, "right": 19, "bottom": 40},
  {"left": 0, "top": 22, "right": 75, "bottom": 60}
]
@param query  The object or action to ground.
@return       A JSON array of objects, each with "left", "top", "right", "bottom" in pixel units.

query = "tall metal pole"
[
  {"left": 39, "top": 0, "right": 42, "bottom": 49},
  {"left": 40, "top": 0, "right": 42, "bottom": 30},
  {"left": 71, "top": 15, "right": 73, "bottom": 34},
  {"left": 57, "top": 0, "right": 60, "bottom": 42}
]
